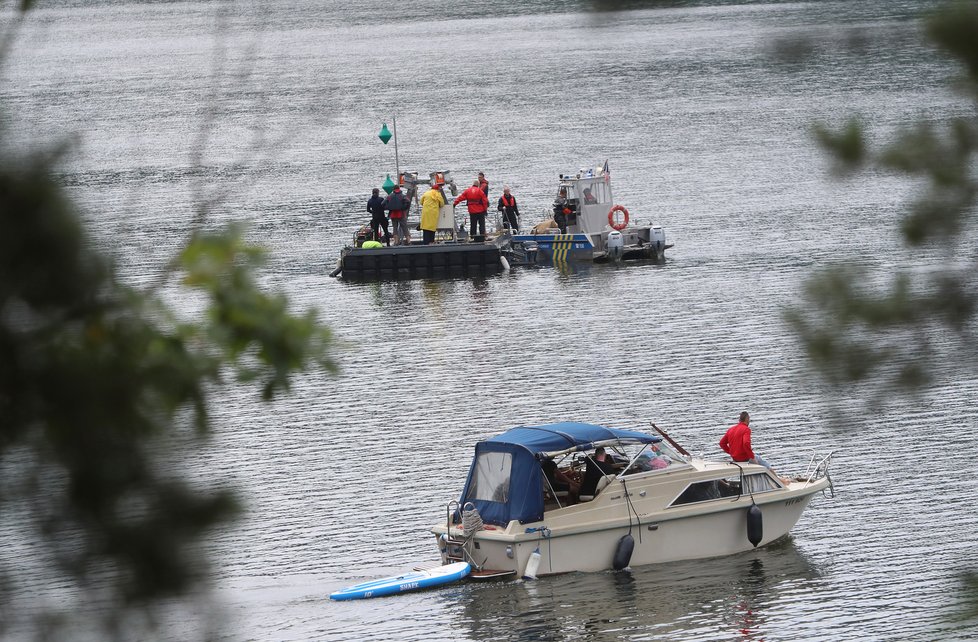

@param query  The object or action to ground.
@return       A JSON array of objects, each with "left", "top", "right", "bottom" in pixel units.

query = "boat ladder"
[{"left": 443, "top": 500, "right": 485, "bottom": 569}]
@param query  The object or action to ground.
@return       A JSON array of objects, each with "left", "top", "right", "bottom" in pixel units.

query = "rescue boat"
[{"left": 505, "top": 162, "right": 672, "bottom": 265}]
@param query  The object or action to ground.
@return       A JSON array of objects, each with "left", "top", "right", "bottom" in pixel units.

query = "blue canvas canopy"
[{"left": 457, "top": 422, "right": 661, "bottom": 526}]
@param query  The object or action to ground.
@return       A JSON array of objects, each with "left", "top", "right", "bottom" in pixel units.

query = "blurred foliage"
[
  {"left": 785, "top": 0, "right": 978, "bottom": 622},
  {"left": 0, "top": 68, "right": 334, "bottom": 642},
  {"left": 787, "top": 1, "right": 978, "bottom": 393}
]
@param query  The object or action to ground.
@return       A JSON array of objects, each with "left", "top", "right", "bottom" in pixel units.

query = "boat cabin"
[
  {"left": 455, "top": 422, "right": 672, "bottom": 526},
  {"left": 555, "top": 167, "right": 616, "bottom": 236}
]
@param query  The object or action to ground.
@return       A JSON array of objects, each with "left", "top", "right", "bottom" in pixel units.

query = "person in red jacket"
[
  {"left": 454, "top": 180, "right": 490, "bottom": 241},
  {"left": 719, "top": 412, "right": 790, "bottom": 485}
]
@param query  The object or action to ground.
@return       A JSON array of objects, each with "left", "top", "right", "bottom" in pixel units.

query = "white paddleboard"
[{"left": 329, "top": 562, "right": 471, "bottom": 601}]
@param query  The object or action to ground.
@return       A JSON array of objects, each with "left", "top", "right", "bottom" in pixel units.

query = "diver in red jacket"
[{"left": 454, "top": 180, "right": 490, "bottom": 241}]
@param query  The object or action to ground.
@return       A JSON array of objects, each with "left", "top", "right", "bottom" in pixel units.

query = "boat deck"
[{"left": 336, "top": 240, "right": 504, "bottom": 281}]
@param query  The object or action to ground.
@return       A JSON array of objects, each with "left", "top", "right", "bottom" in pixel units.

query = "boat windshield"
[{"left": 622, "top": 441, "right": 686, "bottom": 475}]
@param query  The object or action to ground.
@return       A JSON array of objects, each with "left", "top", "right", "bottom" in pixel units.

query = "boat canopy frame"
[{"left": 456, "top": 422, "right": 661, "bottom": 526}]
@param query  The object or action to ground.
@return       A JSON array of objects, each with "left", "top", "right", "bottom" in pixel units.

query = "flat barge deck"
[{"left": 334, "top": 240, "right": 504, "bottom": 281}]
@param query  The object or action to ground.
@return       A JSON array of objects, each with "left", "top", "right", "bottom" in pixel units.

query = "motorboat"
[
  {"left": 505, "top": 162, "right": 672, "bottom": 265},
  {"left": 431, "top": 422, "right": 833, "bottom": 577}
]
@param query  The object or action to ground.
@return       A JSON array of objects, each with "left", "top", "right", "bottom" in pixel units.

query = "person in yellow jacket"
[{"left": 419, "top": 182, "right": 446, "bottom": 245}]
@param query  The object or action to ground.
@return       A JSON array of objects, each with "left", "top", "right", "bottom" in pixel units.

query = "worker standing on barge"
[
  {"left": 383, "top": 184, "right": 411, "bottom": 246},
  {"left": 454, "top": 180, "right": 490, "bottom": 242},
  {"left": 420, "top": 180, "right": 445, "bottom": 245},
  {"left": 366, "top": 187, "right": 389, "bottom": 246}
]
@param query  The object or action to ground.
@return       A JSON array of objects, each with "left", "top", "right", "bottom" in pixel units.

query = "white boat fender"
[
  {"left": 612, "top": 533, "right": 634, "bottom": 570},
  {"left": 522, "top": 547, "right": 541, "bottom": 580},
  {"left": 499, "top": 255, "right": 510, "bottom": 271},
  {"left": 747, "top": 504, "right": 763, "bottom": 547}
]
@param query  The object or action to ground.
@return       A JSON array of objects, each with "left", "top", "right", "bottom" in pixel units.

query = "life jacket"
[
  {"left": 456, "top": 186, "right": 488, "bottom": 214},
  {"left": 500, "top": 194, "right": 515, "bottom": 209}
]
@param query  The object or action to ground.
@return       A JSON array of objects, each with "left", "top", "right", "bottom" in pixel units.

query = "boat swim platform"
[{"left": 335, "top": 241, "right": 504, "bottom": 281}]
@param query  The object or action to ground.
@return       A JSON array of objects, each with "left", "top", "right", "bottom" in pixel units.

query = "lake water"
[{"left": 3, "top": 0, "right": 978, "bottom": 640}]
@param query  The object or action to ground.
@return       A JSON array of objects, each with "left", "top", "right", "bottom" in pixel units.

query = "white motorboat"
[{"left": 431, "top": 422, "right": 833, "bottom": 578}]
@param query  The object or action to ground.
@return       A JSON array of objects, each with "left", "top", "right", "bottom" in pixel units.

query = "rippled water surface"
[{"left": 4, "top": 0, "right": 978, "bottom": 640}]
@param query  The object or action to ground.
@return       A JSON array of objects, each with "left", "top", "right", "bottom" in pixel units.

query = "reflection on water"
[{"left": 458, "top": 537, "right": 819, "bottom": 642}]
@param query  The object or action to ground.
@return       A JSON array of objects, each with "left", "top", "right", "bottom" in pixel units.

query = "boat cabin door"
[{"left": 563, "top": 175, "right": 613, "bottom": 235}]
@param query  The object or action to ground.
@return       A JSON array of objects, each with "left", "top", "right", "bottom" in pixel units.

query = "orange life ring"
[{"left": 608, "top": 205, "right": 629, "bottom": 231}]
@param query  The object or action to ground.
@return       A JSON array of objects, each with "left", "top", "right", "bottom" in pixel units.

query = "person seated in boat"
[
  {"left": 582, "top": 187, "right": 598, "bottom": 204},
  {"left": 579, "top": 447, "right": 617, "bottom": 497},
  {"left": 541, "top": 458, "right": 579, "bottom": 504},
  {"left": 720, "top": 411, "right": 791, "bottom": 485}
]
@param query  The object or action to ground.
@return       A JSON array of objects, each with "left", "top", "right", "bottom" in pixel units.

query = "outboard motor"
[
  {"left": 650, "top": 226, "right": 666, "bottom": 261},
  {"left": 606, "top": 230, "right": 624, "bottom": 263}
]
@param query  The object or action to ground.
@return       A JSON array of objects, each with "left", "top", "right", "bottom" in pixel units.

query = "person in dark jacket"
[
  {"left": 497, "top": 185, "right": 520, "bottom": 231},
  {"left": 553, "top": 187, "right": 572, "bottom": 234},
  {"left": 383, "top": 185, "right": 411, "bottom": 245},
  {"left": 579, "top": 447, "right": 618, "bottom": 497},
  {"left": 366, "top": 187, "right": 389, "bottom": 246}
]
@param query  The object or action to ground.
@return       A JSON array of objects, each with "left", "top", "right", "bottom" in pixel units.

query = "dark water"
[{"left": 4, "top": 1, "right": 978, "bottom": 640}]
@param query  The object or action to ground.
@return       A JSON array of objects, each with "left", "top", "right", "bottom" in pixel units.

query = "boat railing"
[
  {"left": 442, "top": 500, "right": 486, "bottom": 570},
  {"left": 446, "top": 499, "right": 460, "bottom": 534},
  {"left": 800, "top": 450, "right": 835, "bottom": 497}
]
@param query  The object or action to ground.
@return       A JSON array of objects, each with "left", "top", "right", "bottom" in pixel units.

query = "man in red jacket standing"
[
  {"left": 720, "top": 412, "right": 790, "bottom": 484},
  {"left": 454, "top": 180, "right": 490, "bottom": 241}
]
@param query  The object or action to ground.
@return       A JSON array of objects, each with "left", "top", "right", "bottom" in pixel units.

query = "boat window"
[
  {"left": 669, "top": 473, "right": 779, "bottom": 507},
  {"left": 590, "top": 182, "right": 611, "bottom": 204},
  {"left": 466, "top": 452, "right": 512, "bottom": 504}
]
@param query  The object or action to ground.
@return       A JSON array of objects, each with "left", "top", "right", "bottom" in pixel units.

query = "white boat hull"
[{"left": 433, "top": 467, "right": 830, "bottom": 576}]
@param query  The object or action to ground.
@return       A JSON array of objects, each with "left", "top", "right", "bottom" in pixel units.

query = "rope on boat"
[{"left": 462, "top": 503, "right": 484, "bottom": 537}]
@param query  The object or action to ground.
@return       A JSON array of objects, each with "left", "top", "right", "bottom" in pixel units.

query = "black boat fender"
[
  {"left": 747, "top": 504, "right": 763, "bottom": 547},
  {"left": 613, "top": 533, "right": 635, "bottom": 570}
]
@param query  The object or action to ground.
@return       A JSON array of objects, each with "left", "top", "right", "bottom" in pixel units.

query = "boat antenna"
[{"left": 650, "top": 422, "right": 690, "bottom": 457}]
